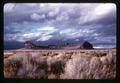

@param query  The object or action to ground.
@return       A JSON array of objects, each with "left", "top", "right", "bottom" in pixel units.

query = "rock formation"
[
  {"left": 24, "top": 41, "right": 35, "bottom": 49},
  {"left": 24, "top": 41, "right": 48, "bottom": 49},
  {"left": 79, "top": 41, "right": 93, "bottom": 49},
  {"left": 24, "top": 41, "right": 93, "bottom": 49}
]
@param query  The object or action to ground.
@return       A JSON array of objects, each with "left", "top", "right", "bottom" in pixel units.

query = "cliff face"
[
  {"left": 24, "top": 41, "right": 48, "bottom": 49},
  {"left": 24, "top": 41, "right": 36, "bottom": 49},
  {"left": 79, "top": 41, "right": 93, "bottom": 49},
  {"left": 4, "top": 49, "right": 116, "bottom": 79}
]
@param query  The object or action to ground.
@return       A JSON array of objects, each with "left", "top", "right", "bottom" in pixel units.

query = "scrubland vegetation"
[{"left": 4, "top": 49, "right": 116, "bottom": 79}]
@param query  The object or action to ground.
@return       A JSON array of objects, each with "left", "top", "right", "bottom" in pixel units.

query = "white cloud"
[
  {"left": 48, "top": 8, "right": 60, "bottom": 17},
  {"left": 56, "top": 12, "right": 69, "bottom": 21},
  {"left": 36, "top": 26, "right": 58, "bottom": 35},
  {"left": 37, "top": 26, "right": 56, "bottom": 31},
  {"left": 94, "top": 3, "right": 116, "bottom": 16},
  {"left": 79, "top": 3, "right": 116, "bottom": 24},
  {"left": 31, "top": 13, "right": 45, "bottom": 21},
  {"left": 94, "top": 45, "right": 115, "bottom": 49},
  {"left": 4, "top": 3, "right": 15, "bottom": 13},
  {"left": 39, "top": 3, "right": 48, "bottom": 8},
  {"left": 20, "top": 26, "right": 57, "bottom": 42},
  {"left": 93, "top": 33, "right": 100, "bottom": 36},
  {"left": 59, "top": 28, "right": 81, "bottom": 40},
  {"left": 59, "top": 28, "right": 74, "bottom": 34},
  {"left": 22, "top": 33, "right": 40, "bottom": 38},
  {"left": 36, "top": 35, "right": 53, "bottom": 41}
]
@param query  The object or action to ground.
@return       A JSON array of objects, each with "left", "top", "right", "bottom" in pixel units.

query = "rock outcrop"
[
  {"left": 24, "top": 41, "right": 49, "bottom": 49},
  {"left": 24, "top": 41, "right": 37, "bottom": 49},
  {"left": 79, "top": 41, "right": 93, "bottom": 49},
  {"left": 24, "top": 41, "right": 93, "bottom": 49}
]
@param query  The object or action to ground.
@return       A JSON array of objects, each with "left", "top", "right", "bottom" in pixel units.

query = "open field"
[{"left": 4, "top": 49, "right": 116, "bottom": 79}]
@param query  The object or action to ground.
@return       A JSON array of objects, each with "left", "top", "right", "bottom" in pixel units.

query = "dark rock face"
[
  {"left": 24, "top": 41, "right": 39, "bottom": 49},
  {"left": 79, "top": 41, "right": 93, "bottom": 49},
  {"left": 24, "top": 41, "right": 48, "bottom": 49}
]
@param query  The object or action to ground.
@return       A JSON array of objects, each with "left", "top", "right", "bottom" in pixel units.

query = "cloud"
[
  {"left": 94, "top": 36, "right": 116, "bottom": 44},
  {"left": 4, "top": 3, "right": 116, "bottom": 48},
  {"left": 4, "top": 24, "right": 58, "bottom": 42},
  {"left": 56, "top": 12, "right": 69, "bottom": 21},
  {"left": 31, "top": 13, "right": 46, "bottom": 21},
  {"left": 94, "top": 3, "right": 116, "bottom": 16},
  {"left": 37, "top": 26, "right": 56, "bottom": 31},
  {"left": 36, "top": 35, "right": 53, "bottom": 41},
  {"left": 22, "top": 33, "right": 40, "bottom": 39},
  {"left": 48, "top": 8, "right": 60, "bottom": 17},
  {"left": 75, "top": 39, "right": 80, "bottom": 41},
  {"left": 78, "top": 3, "right": 116, "bottom": 25},
  {"left": 94, "top": 45, "right": 115, "bottom": 49}
]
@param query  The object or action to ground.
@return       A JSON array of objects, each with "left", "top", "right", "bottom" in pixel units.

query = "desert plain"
[{"left": 4, "top": 49, "right": 116, "bottom": 79}]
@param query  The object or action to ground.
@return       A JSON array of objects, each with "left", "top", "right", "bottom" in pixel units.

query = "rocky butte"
[{"left": 24, "top": 41, "right": 93, "bottom": 50}]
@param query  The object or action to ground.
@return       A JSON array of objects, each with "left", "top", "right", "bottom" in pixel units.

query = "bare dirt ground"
[{"left": 4, "top": 49, "right": 116, "bottom": 79}]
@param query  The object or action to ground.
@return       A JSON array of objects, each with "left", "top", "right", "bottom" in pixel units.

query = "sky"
[{"left": 4, "top": 3, "right": 116, "bottom": 49}]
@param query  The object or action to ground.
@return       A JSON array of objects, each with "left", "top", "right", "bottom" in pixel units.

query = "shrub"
[
  {"left": 4, "top": 59, "right": 21, "bottom": 78},
  {"left": 4, "top": 50, "right": 116, "bottom": 79},
  {"left": 90, "top": 52, "right": 107, "bottom": 57},
  {"left": 61, "top": 53, "right": 116, "bottom": 79}
]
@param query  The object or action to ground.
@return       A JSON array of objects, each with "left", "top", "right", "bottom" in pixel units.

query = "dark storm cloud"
[
  {"left": 95, "top": 24, "right": 116, "bottom": 36},
  {"left": 4, "top": 3, "right": 116, "bottom": 48}
]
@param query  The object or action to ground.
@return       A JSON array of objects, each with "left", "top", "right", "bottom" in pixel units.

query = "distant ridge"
[{"left": 24, "top": 41, "right": 93, "bottom": 50}]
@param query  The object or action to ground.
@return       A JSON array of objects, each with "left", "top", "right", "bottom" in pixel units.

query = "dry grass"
[
  {"left": 4, "top": 59, "right": 22, "bottom": 78},
  {"left": 4, "top": 49, "right": 116, "bottom": 79}
]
